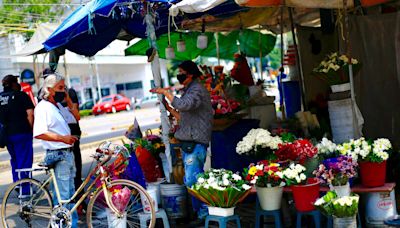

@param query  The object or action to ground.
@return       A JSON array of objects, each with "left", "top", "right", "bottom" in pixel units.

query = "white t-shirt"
[
  {"left": 56, "top": 103, "right": 77, "bottom": 124},
  {"left": 33, "top": 100, "right": 72, "bottom": 150}
]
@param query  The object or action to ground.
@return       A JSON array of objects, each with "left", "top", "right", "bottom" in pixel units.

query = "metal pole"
[
  {"left": 63, "top": 55, "right": 71, "bottom": 87},
  {"left": 279, "top": 6, "right": 286, "bottom": 120},
  {"left": 144, "top": 5, "right": 172, "bottom": 180},
  {"left": 258, "top": 26, "right": 263, "bottom": 80},
  {"left": 288, "top": 7, "right": 307, "bottom": 111},
  {"left": 93, "top": 57, "right": 102, "bottom": 100},
  {"left": 215, "top": 33, "right": 220, "bottom": 66}
]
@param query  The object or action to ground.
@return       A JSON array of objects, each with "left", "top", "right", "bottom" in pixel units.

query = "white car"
[{"left": 135, "top": 95, "right": 160, "bottom": 109}]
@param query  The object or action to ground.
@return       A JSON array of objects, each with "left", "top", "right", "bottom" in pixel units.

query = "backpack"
[{"left": 0, "top": 91, "right": 12, "bottom": 148}]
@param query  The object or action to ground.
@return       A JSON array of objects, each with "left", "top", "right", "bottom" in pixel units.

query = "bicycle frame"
[{"left": 21, "top": 147, "right": 129, "bottom": 220}]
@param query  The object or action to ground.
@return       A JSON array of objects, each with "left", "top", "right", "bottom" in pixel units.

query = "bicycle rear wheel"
[
  {"left": 87, "top": 179, "right": 156, "bottom": 228},
  {"left": 1, "top": 178, "right": 53, "bottom": 228}
]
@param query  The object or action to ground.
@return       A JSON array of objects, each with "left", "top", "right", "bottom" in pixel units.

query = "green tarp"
[{"left": 124, "top": 29, "right": 276, "bottom": 60}]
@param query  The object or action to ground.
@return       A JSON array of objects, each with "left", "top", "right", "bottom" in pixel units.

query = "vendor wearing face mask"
[
  {"left": 33, "top": 73, "right": 78, "bottom": 227},
  {"left": 151, "top": 60, "right": 213, "bottom": 224}
]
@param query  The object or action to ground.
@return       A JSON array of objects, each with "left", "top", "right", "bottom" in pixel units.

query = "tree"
[{"left": 0, "top": 0, "right": 70, "bottom": 38}]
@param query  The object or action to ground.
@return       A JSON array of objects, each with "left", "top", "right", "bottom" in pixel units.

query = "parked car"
[
  {"left": 135, "top": 95, "right": 160, "bottom": 109},
  {"left": 92, "top": 94, "right": 131, "bottom": 115},
  {"left": 79, "top": 100, "right": 94, "bottom": 110}
]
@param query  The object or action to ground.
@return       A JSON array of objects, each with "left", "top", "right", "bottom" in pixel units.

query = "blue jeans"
[
  {"left": 182, "top": 144, "right": 208, "bottom": 219},
  {"left": 45, "top": 149, "right": 78, "bottom": 228}
]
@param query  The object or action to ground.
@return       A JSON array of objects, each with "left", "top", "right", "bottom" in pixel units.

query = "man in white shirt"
[{"left": 33, "top": 73, "right": 78, "bottom": 228}]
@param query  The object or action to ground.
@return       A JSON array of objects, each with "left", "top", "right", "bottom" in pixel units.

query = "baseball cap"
[
  {"left": 2, "top": 75, "right": 19, "bottom": 87},
  {"left": 41, "top": 68, "right": 55, "bottom": 79}
]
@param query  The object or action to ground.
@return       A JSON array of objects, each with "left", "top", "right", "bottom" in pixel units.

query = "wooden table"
[{"left": 250, "top": 183, "right": 396, "bottom": 194}]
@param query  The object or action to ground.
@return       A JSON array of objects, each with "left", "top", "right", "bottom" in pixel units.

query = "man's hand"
[
  {"left": 61, "top": 135, "right": 78, "bottom": 145},
  {"left": 150, "top": 87, "right": 168, "bottom": 95}
]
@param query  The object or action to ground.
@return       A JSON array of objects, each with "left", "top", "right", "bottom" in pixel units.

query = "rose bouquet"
[
  {"left": 275, "top": 139, "right": 318, "bottom": 164},
  {"left": 313, "top": 52, "right": 361, "bottom": 85},
  {"left": 313, "top": 155, "right": 357, "bottom": 187},
  {"left": 337, "top": 137, "right": 391, "bottom": 163},
  {"left": 211, "top": 95, "right": 241, "bottom": 119},
  {"left": 188, "top": 169, "right": 251, "bottom": 208},
  {"left": 315, "top": 191, "right": 359, "bottom": 218},
  {"left": 244, "top": 161, "right": 285, "bottom": 187},
  {"left": 236, "top": 128, "right": 283, "bottom": 160}
]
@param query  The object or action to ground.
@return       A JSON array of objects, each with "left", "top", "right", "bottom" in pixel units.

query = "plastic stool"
[
  {"left": 255, "top": 200, "right": 283, "bottom": 228},
  {"left": 205, "top": 215, "right": 241, "bottom": 228},
  {"left": 326, "top": 212, "right": 362, "bottom": 228},
  {"left": 296, "top": 210, "right": 321, "bottom": 228},
  {"left": 138, "top": 208, "right": 170, "bottom": 228}
]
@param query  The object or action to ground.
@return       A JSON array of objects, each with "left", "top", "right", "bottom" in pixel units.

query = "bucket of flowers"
[
  {"left": 315, "top": 191, "right": 359, "bottom": 228},
  {"left": 337, "top": 137, "right": 392, "bottom": 187},
  {"left": 313, "top": 155, "right": 358, "bottom": 197},
  {"left": 282, "top": 163, "right": 320, "bottom": 212},
  {"left": 244, "top": 161, "right": 286, "bottom": 211},
  {"left": 313, "top": 52, "right": 361, "bottom": 92},
  {"left": 316, "top": 137, "right": 339, "bottom": 160},
  {"left": 188, "top": 169, "right": 251, "bottom": 217},
  {"left": 275, "top": 139, "right": 318, "bottom": 176},
  {"left": 236, "top": 128, "right": 283, "bottom": 160}
]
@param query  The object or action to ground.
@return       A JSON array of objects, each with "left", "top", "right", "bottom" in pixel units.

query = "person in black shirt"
[{"left": 0, "top": 75, "right": 34, "bottom": 185}]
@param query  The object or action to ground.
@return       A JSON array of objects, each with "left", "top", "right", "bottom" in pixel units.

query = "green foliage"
[
  {"left": 79, "top": 109, "right": 92, "bottom": 117},
  {"left": 0, "top": 0, "right": 70, "bottom": 37},
  {"left": 267, "top": 46, "right": 282, "bottom": 70},
  {"left": 315, "top": 191, "right": 359, "bottom": 218}
]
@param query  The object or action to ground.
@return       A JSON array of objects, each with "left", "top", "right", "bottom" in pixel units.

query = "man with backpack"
[{"left": 0, "top": 75, "right": 34, "bottom": 185}]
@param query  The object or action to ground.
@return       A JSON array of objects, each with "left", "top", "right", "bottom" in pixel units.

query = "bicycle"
[{"left": 1, "top": 141, "right": 156, "bottom": 228}]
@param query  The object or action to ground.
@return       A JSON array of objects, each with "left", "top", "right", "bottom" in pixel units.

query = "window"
[{"left": 126, "top": 82, "right": 143, "bottom": 90}]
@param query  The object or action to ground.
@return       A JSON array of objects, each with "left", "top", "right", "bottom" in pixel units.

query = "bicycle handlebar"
[{"left": 93, "top": 141, "right": 130, "bottom": 162}]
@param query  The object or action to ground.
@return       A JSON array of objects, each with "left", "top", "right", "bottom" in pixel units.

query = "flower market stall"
[{"left": 39, "top": 0, "right": 400, "bottom": 226}]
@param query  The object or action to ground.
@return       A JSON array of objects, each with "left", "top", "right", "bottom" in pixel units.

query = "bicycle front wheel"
[
  {"left": 1, "top": 178, "right": 53, "bottom": 228},
  {"left": 87, "top": 179, "right": 156, "bottom": 228}
]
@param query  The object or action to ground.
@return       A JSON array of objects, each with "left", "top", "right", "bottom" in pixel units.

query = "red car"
[{"left": 92, "top": 94, "right": 132, "bottom": 115}]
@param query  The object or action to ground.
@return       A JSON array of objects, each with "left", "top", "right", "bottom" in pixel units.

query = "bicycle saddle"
[{"left": 38, "top": 162, "right": 56, "bottom": 170}]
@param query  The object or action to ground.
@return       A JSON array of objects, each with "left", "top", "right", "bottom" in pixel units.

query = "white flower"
[
  {"left": 198, "top": 177, "right": 205, "bottom": 184},
  {"left": 339, "top": 55, "right": 349, "bottom": 62},
  {"left": 300, "top": 174, "right": 306, "bottom": 181},
  {"left": 232, "top": 174, "right": 242, "bottom": 181},
  {"left": 351, "top": 58, "right": 358, "bottom": 64},
  {"left": 207, "top": 177, "right": 216, "bottom": 185},
  {"left": 315, "top": 197, "right": 326, "bottom": 206},
  {"left": 204, "top": 184, "right": 209, "bottom": 189},
  {"left": 317, "top": 138, "right": 337, "bottom": 154},
  {"left": 242, "top": 184, "right": 251, "bottom": 190},
  {"left": 222, "top": 178, "right": 230, "bottom": 186}
]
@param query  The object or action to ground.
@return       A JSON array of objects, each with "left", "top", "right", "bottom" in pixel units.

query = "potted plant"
[
  {"left": 236, "top": 128, "right": 283, "bottom": 160},
  {"left": 188, "top": 169, "right": 251, "bottom": 217},
  {"left": 275, "top": 139, "right": 318, "bottom": 176},
  {"left": 282, "top": 163, "right": 320, "bottom": 212},
  {"left": 313, "top": 52, "right": 361, "bottom": 92},
  {"left": 337, "top": 137, "right": 391, "bottom": 187},
  {"left": 315, "top": 191, "right": 359, "bottom": 228},
  {"left": 244, "top": 161, "right": 286, "bottom": 211},
  {"left": 313, "top": 155, "right": 358, "bottom": 197}
]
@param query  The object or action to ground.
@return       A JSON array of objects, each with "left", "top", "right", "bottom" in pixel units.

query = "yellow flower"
[
  {"left": 270, "top": 163, "right": 279, "bottom": 167},
  {"left": 268, "top": 170, "right": 273, "bottom": 175},
  {"left": 248, "top": 166, "right": 257, "bottom": 176}
]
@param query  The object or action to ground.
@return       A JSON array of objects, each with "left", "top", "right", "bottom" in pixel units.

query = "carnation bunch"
[
  {"left": 211, "top": 95, "right": 240, "bottom": 119},
  {"left": 188, "top": 169, "right": 251, "bottom": 208},
  {"left": 244, "top": 161, "right": 285, "bottom": 188},
  {"left": 313, "top": 155, "right": 358, "bottom": 186},
  {"left": 337, "top": 137, "right": 391, "bottom": 162},
  {"left": 281, "top": 163, "right": 307, "bottom": 186},
  {"left": 315, "top": 191, "right": 359, "bottom": 218},
  {"left": 275, "top": 139, "right": 318, "bottom": 164},
  {"left": 236, "top": 128, "right": 283, "bottom": 160}
]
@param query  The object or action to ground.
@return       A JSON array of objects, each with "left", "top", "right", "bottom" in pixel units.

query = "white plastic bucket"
[
  {"left": 147, "top": 179, "right": 165, "bottom": 205},
  {"left": 160, "top": 184, "right": 187, "bottom": 219},
  {"left": 140, "top": 188, "right": 158, "bottom": 213},
  {"left": 331, "top": 182, "right": 351, "bottom": 197},
  {"left": 333, "top": 216, "right": 357, "bottom": 228},
  {"left": 106, "top": 209, "right": 127, "bottom": 228},
  {"left": 331, "top": 83, "right": 351, "bottom": 93},
  {"left": 328, "top": 99, "right": 356, "bottom": 143},
  {"left": 365, "top": 190, "right": 398, "bottom": 226},
  {"left": 256, "top": 186, "right": 283, "bottom": 211}
]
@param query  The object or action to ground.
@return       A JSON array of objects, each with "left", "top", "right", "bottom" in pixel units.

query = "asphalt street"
[{"left": 0, "top": 107, "right": 161, "bottom": 164}]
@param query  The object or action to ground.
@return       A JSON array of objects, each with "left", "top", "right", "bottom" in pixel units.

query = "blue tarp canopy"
[{"left": 44, "top": 0, "right": 248, "bottom": 56}]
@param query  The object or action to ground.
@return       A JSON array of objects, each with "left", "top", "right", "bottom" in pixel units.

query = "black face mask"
[
  {"left": 177, "top": 74, "right": 187, "bottom": 84},
  {"left": 54, "top": 91, "right": 65, "bottom": 103}
]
